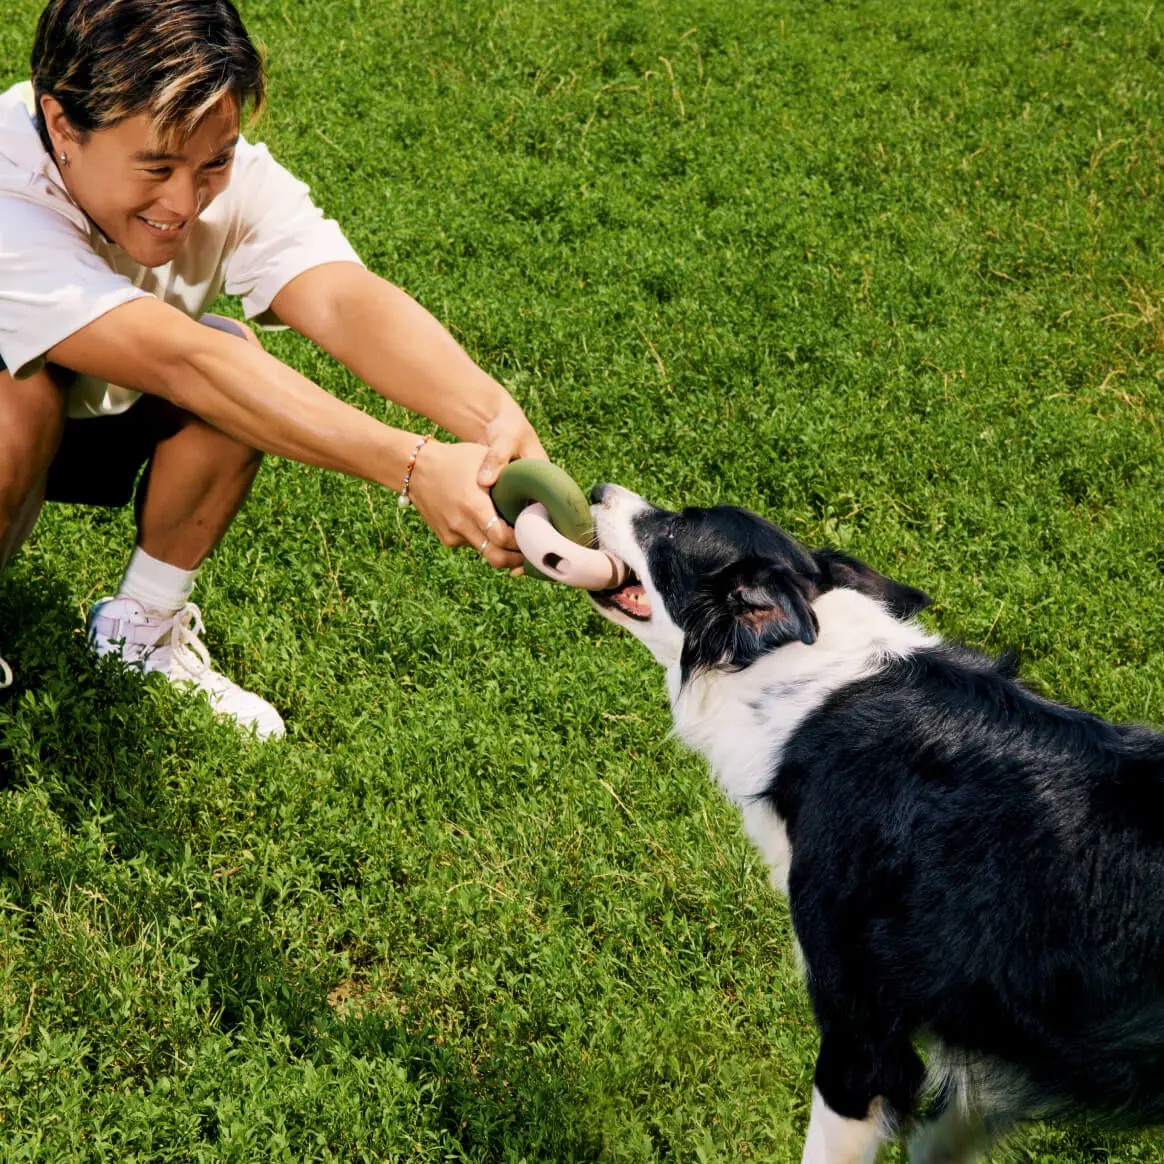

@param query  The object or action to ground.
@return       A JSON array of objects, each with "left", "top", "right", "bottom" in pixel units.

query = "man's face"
[{"left": 51, "top": 96, "right": 240, "bottom": 267}]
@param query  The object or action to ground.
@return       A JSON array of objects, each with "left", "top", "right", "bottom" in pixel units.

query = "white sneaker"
[{"left": 88, "top": 597, "right": 285, "bottom": 739}]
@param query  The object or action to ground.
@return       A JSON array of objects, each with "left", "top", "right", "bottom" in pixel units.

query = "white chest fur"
[{"left": 667, "top": 589, "right": 936, "bottom": 894}]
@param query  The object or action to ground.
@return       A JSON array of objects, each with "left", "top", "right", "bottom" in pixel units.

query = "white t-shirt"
[{"left": 0, "top": 81, "right": 364, "bottom": 418}]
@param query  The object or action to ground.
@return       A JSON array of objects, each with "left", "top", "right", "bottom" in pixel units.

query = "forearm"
[
  {"left": 47, "top": 296, "right": 422, "bottom": 490},
  {"left": 171, "top": 337, "right": 420, "bottom": 488},
  {"left": 272, "top": 264, "right": 512, "bottom": 443}
]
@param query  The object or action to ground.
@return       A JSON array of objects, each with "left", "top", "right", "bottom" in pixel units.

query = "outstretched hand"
[{"left": 406, "top": 397, "right": 548, "bottom": 571}]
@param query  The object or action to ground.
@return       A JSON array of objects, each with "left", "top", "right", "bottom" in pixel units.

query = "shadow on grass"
[
  {"left": 0, "top": 570, "right": 598, "bottom": 1159},
  {"left": 320, "top": 1010, "right": 604, "bottom": 1160},
  {"left": 0, "top": 568, "right": 181, "bottom": 842}
]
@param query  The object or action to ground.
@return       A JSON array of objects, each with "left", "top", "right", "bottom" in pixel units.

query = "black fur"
[
  {"left": 631, "top": 503, "right": 927, "bottom": 679},
  {"left": 593, "top": 491, "right": 1164, "bottom": 1144},
  {"left": 813, "top": 547, "right": 931, "bottom": 621},
  {"left": 774, "top": 649, "right": 1164, "bottom": 1127}
]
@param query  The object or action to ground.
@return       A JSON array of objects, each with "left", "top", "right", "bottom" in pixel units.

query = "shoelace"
[
  {"left": 0, "top": 654, "right": 11, "bottom": 689},
  {"left": 150, "top": 603, "right": 213, "bottom": 678}
]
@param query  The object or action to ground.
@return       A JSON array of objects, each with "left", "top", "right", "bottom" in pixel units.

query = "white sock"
[{"left": 117, "top": 547, "right": 198, "bottom": 615}]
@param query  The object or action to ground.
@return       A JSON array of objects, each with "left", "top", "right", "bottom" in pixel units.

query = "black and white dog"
[{"left": 587, "top": 484, "right": 1164, "bottom": 1164}]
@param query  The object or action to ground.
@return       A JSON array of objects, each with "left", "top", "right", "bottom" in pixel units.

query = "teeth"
[{"left": 143, "top": 218, "right": 182, "bottom": 231}]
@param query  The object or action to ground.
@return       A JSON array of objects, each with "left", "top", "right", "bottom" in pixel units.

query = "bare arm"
[
  {"left": 47, "top": 286, "right": 540, "bottom": 568},
  {"left": 268, "top": 262, "right": 547, "bottom": 486},
  {"left": 47, "top": 295, "right": 424, "bottom": 490}
]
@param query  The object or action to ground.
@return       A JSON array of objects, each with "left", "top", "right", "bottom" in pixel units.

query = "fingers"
[
  {"left": 476, "top": 445, "right": 506, "bottom": 488},
  {"left": 405, "top": 438, "right": 532, "bottom": 571},
  {"left": 478, "top": 397, "right": 550, "bottom": 486},
  {"left": 477, "top": 521, "right": 523, "bottom": 570},
  {"left": 519, "top": 430, "right": 550, "bottom": 463},
  {"left": 477, "top": 431, "right": 545, "bottom": 486},
  {"left": 474, "top": 512, "right": 522, "bottom": 570},
  {"left": 476, "top": 413, "right": 522, "bottom": 487},
  {"left": 425, "top": 511, "right": 523, "bottom": 571}
]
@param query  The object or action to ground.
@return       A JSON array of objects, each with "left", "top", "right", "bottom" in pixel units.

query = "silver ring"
[
  {"left": 483, "top": 515, "right": 500, "bottom": 534},
  {"left": 479, "top": 537, "right": 490, "bottom": 554}
]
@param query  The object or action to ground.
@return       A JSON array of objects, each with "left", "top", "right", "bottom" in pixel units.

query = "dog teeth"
[{"left": 613, "top": 584, "right": 651, "bottom": 618}]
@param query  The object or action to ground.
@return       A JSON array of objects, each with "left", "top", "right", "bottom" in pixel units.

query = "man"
[{"left": 0, "top": 0, "right": 546, "bottom": 737}]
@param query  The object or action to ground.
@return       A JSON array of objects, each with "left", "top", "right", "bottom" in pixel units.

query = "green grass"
[{"left": 1, "top": 0, "right": 1162, "bottom": 1158}]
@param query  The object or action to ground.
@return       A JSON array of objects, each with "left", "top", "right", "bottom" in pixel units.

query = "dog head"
[{"left": 588, "top": 484, "right": 931, "bottom": 676}]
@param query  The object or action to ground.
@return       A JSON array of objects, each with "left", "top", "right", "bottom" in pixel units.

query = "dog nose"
[{"left": 590, "top": 483, "right": 611, "bottom": 504}]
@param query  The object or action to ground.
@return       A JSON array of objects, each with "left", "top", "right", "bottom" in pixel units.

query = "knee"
[
  {"left": 230, "top": 319, "right": 262, "bottom": 349},
  {"left": 239, "top": 442, "right": 264, "bottom": 473},
  {"left": 187, "top": 413, "right": 265, "bottom": 471},
  {"left": 192, "top": 411, "right": 264, "bottom": 472},
  {"left": 0, "top": 369, "right": 66, "bottom": 510}
]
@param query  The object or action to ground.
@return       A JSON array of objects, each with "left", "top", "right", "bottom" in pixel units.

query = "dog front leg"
[
  {"left": 801, "top": 1087, "right": 886, "bottom": 1164},
  {"left": 801, "top": 1026, "right": 924, "bottom": 1164}
]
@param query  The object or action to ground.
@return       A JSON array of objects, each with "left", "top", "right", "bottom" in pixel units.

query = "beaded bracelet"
[{"left": 397, "top": 435, "right": 431, "bottom": 508}]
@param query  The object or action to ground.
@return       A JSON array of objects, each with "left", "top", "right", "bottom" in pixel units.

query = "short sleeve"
[
  {"left": 0, "top": 196, "right": 148, "bottom": 379},
  {"left": 221, "top": 141, "right": 364, "bottom": 326}
]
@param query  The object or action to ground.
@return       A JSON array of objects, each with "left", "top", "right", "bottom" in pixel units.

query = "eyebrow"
[{"left": 133, "top": 135, "right": 240, "bottom": 163}]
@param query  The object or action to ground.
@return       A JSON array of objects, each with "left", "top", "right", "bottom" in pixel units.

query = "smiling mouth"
[
  {"left": 139, "top": 216, "right": 185, "bottom": 233},
  {"left": 591, "top": 570, "right": 652, "bottom": 621}
]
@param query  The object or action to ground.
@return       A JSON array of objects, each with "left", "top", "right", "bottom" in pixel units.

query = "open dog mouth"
[{"left": 591, "top": 569, "right": 652, "bottom": 621}]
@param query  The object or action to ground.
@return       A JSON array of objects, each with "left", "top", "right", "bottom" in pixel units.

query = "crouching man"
[{"left": 0, "top": 0, "right": 546, "bottom": 736}]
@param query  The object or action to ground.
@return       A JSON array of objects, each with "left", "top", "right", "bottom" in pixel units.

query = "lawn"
[{"left": 1, "top": 0, "right": 1162, "bottom": 1159}]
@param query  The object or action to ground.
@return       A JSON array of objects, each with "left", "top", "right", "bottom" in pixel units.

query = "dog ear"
[
  {"left": 723, "top": 560, "right": 820, "bottom": 646},
  {"left": 682, "top": 558, "right": 819, "bottom": 674},
  {"left": 814, "top": 548, "right": 931, "bottom": 619}
]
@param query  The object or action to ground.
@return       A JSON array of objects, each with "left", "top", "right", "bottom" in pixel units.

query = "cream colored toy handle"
[{"left": 514, "top": 503, "right": 628, "bottom": 590}]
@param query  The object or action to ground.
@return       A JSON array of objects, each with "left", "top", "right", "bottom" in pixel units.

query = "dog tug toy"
[{"left": 491, "top": 460, "right": 628, "bottom": 590}]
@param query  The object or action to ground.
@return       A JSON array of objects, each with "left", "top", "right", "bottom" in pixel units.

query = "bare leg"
[
  {"left": 98, "top": 315, "right": 283, "bottom": 735},
  {"left": 133, "top": 316, "right": 264, "bottom": 568},
  {"left": 0, "top": 366, "right": 68, "bottom": 570},
  {"left": 132, "top": 401, "right": 263, "bottom": 568}
]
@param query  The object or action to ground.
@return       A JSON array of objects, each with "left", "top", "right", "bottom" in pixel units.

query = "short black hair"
[{"left": 31, "top": 0, "right": 265, "bottom": 154}]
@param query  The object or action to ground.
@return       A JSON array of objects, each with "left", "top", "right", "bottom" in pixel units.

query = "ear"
[
  {"left": 723, "top": 560, "right": 820, "bottom": 646},
  {"left": 682, "top": 557, "right": 819, "bottom": 675},
  {"left": 814, "top": 549, "right": 931, "bottom": 619},
  {"left": 38, "top": 94, "right": 76, "bottom": 150}
]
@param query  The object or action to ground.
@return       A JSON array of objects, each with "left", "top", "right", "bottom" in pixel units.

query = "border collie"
[{"left": 587, "top": 483, "right": 1164, "bottom": 1164}]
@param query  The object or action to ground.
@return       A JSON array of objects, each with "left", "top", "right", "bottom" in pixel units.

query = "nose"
[
  {"left": 158, "top": 170, "right": 200, "bottom": 220},
  {"left": 590, "top": 483, "right": 612, "bottom": 504}
]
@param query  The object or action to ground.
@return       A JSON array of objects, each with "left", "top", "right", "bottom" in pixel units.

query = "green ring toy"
[{"left": 491, "top": 460, "right": 626, "bottom": 588}]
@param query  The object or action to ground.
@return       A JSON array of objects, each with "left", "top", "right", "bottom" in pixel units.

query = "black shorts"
[
  {"left": 0, "top": 356, "right": 183, "bottom": 508},
  {"left": 45, "top": 397, "right": 185, "bottom": 509}
]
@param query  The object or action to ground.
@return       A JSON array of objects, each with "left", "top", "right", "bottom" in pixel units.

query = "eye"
[
  {"left": 145, "top": 167, "right": 171, "bottom": 177},
  {"left": 204, "top": 155, "right": 232, "bottom": 170}
]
